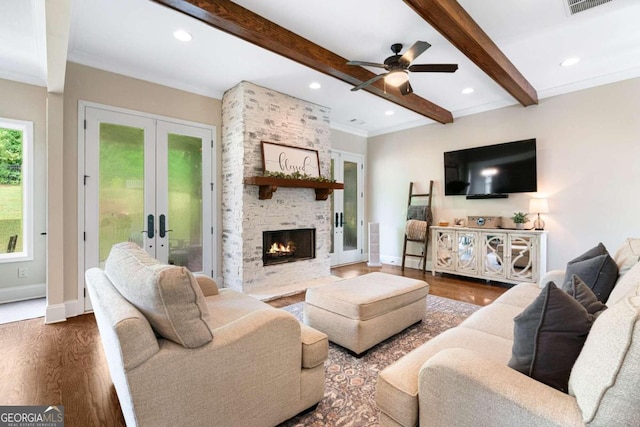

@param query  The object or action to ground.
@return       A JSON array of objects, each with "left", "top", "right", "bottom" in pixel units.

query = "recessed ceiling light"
[
  {"left": 173, "top": 30, "right": 192, "bottom": 42},
  {"left": 385, "top": 110, "right": 394, "bottom": 116},
  {"left": 461, "top": 87, "right": 474, "bottom": 94},
  {"left": 309, "top": 82, "right": 321, "bottom": 89},
  {"left": 561, "top": 57, "right": 580, "bottom": 67}
]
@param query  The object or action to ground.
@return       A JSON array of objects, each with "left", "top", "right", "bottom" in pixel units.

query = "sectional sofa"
[{"left": 376, "top": 239, "right": 640, "bottom": 426}]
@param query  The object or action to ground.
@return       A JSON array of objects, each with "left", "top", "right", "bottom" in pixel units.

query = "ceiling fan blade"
[
  {"left": 400, "top": 80, "right": 413, "bottom": 96},
  {"left": 350, "top": 73, "right": 388, "bottom": 91},
  {"left": 347, "top": 60, "right": 387, "bottom": 69},
  {"left": 409, "top": 64, "right": 459, "bottom": 73},
  {"left": 400, "top": 41, "right": 431, "bottom": 65}
]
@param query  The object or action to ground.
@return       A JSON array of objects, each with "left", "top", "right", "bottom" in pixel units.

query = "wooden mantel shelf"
[{"left": 244, "top": 176, "right": 344, "bottom": 200}]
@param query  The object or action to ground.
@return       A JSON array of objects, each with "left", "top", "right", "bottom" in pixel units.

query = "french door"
[
  {"left": 330, "top": 150, "right": 364, "bottom": 266},
  {"left": 83, "top": 106, "right": 215, "bottom": 307}
]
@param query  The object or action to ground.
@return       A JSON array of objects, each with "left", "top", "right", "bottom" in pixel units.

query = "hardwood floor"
[
  {"left": 270, "top": 262, "right": 510, "bottom": 308},
  {"left": 0, "top": 263, "right": 508, "bottom": 426}
]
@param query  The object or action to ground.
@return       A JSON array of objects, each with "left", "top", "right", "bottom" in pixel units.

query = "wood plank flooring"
[{"left": 0, "top": 263, "right": 508, "bottom": 426}]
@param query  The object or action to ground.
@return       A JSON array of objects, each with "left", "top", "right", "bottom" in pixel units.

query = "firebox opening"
[{"left": 263, "top": 228, "right": 316, "bottom": 266}]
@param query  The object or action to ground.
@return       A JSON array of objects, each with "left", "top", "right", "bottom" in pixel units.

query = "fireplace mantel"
[{"left": 244, "top": 176, "right": 344, "bottom": 200}]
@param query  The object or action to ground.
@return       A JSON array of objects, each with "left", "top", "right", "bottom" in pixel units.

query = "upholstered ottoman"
[{"left": 304, "top": 272, "right": 430, "bottom": 355}]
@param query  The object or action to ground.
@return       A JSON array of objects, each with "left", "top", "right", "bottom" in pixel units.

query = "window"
[{"left": 0, "top": 118, "right": 33, "bottom": 262}]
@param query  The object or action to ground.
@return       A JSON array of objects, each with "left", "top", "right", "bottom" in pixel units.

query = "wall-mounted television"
[{"left": 444, "top": 139, "right": 537, "bottom": 198}]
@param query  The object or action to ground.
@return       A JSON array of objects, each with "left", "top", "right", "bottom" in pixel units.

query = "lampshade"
[
  {"left": 529, "top": 198, "right": 549, "bottom": 214},
  {"left": 385, "top": 71, "right": 409, "bottom": 87}
]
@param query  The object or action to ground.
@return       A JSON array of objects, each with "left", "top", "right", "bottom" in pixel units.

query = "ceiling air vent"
[{"left": 566, "top": 0, "right": 613, "bottom": 15}]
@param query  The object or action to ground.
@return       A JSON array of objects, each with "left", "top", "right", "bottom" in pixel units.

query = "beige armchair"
[{"left": 86, "top": 242, "right": 327, "bottom": 427}]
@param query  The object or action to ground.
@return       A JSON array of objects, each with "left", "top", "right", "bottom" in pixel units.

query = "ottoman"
[{"left": 304, "top": 272, "right": 430, "bottom": 355}]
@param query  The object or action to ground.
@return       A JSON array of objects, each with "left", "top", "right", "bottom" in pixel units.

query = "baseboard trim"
[
  {"left": 0, "top": 283, "right": 46, "bottom": 304},
  {"left": 65, "top": 299, "right": 84, "bottom": 318},
  {"left": 45, "top": 303, "right": 67, "bottom": 324},
  {"left": 380, "top": 255, "right": 432, "bottom": 271}
]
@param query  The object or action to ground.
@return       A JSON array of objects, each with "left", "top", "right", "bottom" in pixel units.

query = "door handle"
[
  {"left": 159, "top": 214, "right": 173, "bottom": 238},
  {"left": 141, "top": 214, "right": 154, "bottom": 238},
  {"left": 340, "top": 212, "right": 344, "bottom": 227},
  {"left": 335, "top": 213, "right": 339, "bottom": 228}
]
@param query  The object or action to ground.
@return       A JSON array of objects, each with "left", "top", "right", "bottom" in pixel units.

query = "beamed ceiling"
[
  {"left": 2, "top": 0, "right": 640, "bottom": 135},
  {"left": 152, "top": 0, "right": 538, "bottom": 124}
]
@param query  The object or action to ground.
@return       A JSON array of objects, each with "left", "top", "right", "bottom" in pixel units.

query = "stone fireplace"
[{"left": 221, "top": 82, "right": 332, "bottom": 294}]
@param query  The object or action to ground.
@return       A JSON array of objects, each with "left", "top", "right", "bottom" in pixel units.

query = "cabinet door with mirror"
[
  {"left": 433, "top": 229, "right": 456, "bottom": 272},
  {"left": 455, "top": 231, "right": 479, "bottom": 275},
  {"left": 481, "top": 232, "right": 507, "bottom": 280}
]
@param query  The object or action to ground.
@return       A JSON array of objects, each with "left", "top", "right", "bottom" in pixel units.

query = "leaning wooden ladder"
[{"left": 401, "top": 181, "right": 434, "bottom": 273}]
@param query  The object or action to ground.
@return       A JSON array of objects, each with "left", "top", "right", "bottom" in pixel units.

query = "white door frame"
[
  {"left": 77, "top": 100, "right": 217, "bottom": 314},
  {"left": 330, "top": 150, "right": 365, "bottom": 266}
]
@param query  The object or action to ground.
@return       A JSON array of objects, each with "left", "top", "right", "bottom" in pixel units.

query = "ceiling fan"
[{"left": 347, "top": 41, "right": 458, "bottom": 95}]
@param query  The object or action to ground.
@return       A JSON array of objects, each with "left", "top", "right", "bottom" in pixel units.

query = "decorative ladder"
[{"left": 401, "top": 181, "right": 434, "bottom": 273}]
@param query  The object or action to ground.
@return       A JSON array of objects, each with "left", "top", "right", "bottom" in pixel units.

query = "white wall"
[{"left": 368, "top": 77, "right": 640, "bottom": 271}]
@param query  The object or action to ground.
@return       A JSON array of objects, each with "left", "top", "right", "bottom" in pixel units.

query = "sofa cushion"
[
  {"left": 606, "top": 259, "right": 640, "bottom": 306},
  {"left": 569, "top": 295, "right": 640, "bottom": 426},
  {"left": 104, "top": 242, "right": 213, "bottom": 348},
  {"left": 562, "top": 275, "right": 608, "bottom": 316},
  {"left": 509, "top": 282, "right": 596, "bottom": 392},
  {"left": 377, "top": 327, "right": 513, "bottom": 427},
  {"left": 613, "top": 238, "right": 640, "bottom": 276},
  {"left": 493, "top": 282, "right": 541, "bottom": 308},
  {"left": 564, "top": 244, "right": 618, "bottom": 302}
]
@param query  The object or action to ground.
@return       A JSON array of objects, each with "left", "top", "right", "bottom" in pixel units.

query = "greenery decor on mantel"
[
  {"left": 263, "top": 170, "right": 336, "bottom": 183},
  {"left": 244, "top": 174, "right": 344, "bottom": 201},
  {"left": 511, "top": 212, "right": 529, "bottom": 229}
]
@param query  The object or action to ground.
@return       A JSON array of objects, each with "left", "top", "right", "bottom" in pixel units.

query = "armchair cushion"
[
  {"left": 564, "top": 243, "right": 618, "bottom": 302},
  {"left": 104, "top": 242, "right": 213, "bottom": 348},
  {"left": 509, "top": 282, "right": 597, "bottom": 392}
]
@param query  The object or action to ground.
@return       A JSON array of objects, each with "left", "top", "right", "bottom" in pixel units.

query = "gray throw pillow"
[
  {"left": 509, "top": 282, "right": 598, "bottom": 393},
  {"left": 564, "top": 244, "right": 618, "bottom": 303},
  {"left": 562, "top": 274, "right": 608, "bottom": 316}
]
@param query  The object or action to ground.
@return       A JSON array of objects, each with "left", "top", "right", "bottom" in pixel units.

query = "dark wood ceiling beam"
[
  {"left": 151, "top": 0, "right": 453, "bottom": 124},
  {"left": 404, "top": 0, "right": 538, "bottom": 106}
]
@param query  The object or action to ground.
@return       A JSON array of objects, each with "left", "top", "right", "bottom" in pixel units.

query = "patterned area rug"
[{"left": 279, "top": 295, "right": 480, "bottom": 427}]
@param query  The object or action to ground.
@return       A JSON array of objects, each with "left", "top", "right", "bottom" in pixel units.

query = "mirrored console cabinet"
[{"left": 431, "top": 226, "right": 548, "bottom": 285}]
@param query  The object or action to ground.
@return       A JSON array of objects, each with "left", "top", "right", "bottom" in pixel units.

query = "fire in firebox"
[{"left": 267, "top": 241, "right": 296, "bottom": 256}]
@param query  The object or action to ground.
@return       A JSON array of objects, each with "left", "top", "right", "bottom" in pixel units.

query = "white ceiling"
[{"left": 2, "top": 0, "right": 640, "bottom": 136}]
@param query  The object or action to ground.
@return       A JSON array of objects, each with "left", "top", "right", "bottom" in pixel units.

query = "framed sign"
[{"left": 261, "top": 141, "right": 321, "bottom": 178}]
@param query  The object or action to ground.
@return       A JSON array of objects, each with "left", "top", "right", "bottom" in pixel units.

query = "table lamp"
[{"left": 529, "top": 198, "right": 549, "bottom": 230}]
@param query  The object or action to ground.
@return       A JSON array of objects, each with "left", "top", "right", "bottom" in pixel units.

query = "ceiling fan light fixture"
[{"left": 385, "top": 71, "right": 409, "bottom": 87}]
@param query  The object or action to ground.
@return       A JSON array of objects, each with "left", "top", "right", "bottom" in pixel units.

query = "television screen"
[{"left": 444, "top": 139, "right": 537, "bottom": 197}]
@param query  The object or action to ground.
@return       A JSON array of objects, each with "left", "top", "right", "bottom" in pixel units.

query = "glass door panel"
[
  {"left": 167, "top": 133, "right": 203, "bottom": 271},
  {"left": 330, "top": 151, "right": 364, "bottom": 266},
  {"left": 342, "top": 160, "right": 358, "bottom": 251},
  {"left": 98, "top": 123, "right": 145, "bottom": 266},
  {"left": 330, "top": 158, "right": 335, "bottom": 256}
]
